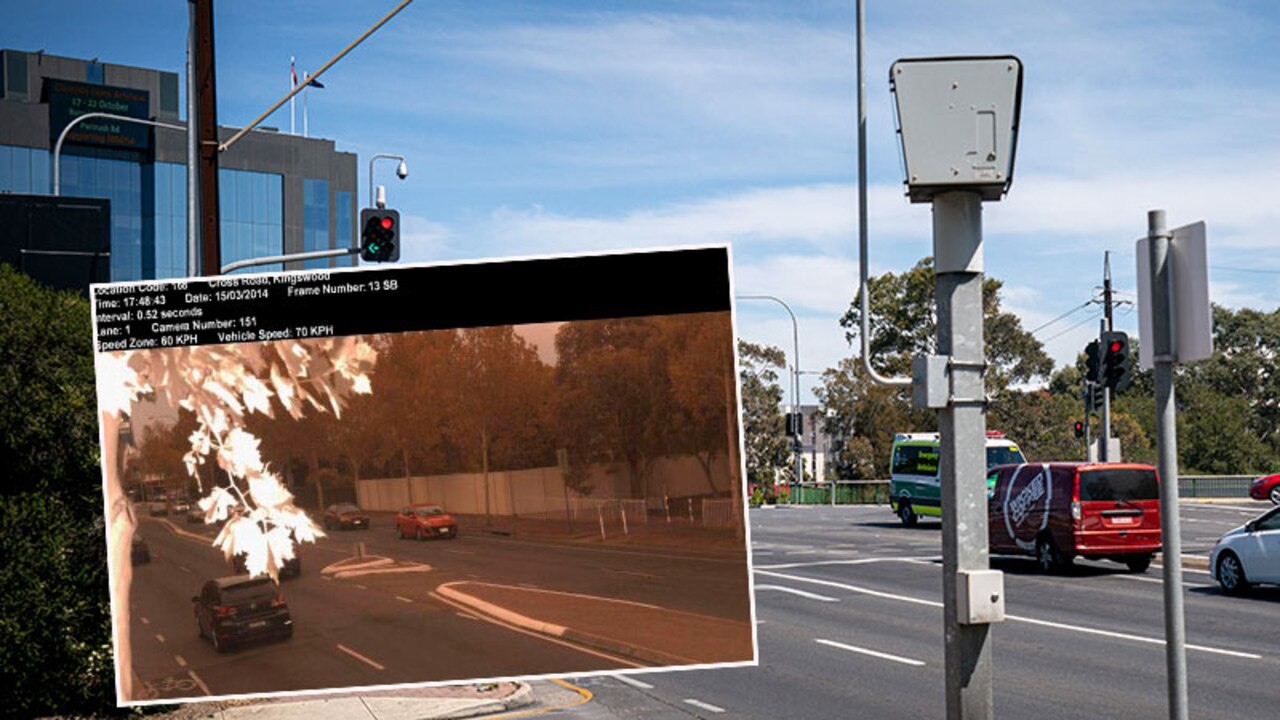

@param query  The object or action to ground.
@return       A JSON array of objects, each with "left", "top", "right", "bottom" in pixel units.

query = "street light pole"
[
  {"left": 736, "top": 294, "right": 803, "bottom": 505},
  {"left": 53, "top": 113, "right": 185, "bottom": 196},
  {"left": 368, "top": 153, "right": 408, "bottom": 208}
]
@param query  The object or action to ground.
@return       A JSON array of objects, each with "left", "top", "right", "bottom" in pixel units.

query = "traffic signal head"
[
  {"left": 1084, "top": 340, "right": 1102, "bottom": 384},
  {"left": 1073, "top": 420, "right": 1084, "bottom": 439},
  {"left": 1100, "top": 330, "right": 1133, "bottom": 392},
  {"left": 360, "top": 208, "right": 400, "bottom": 263},
  {"left": 785, "top": 411, "right": 804, "bottom": 438}
]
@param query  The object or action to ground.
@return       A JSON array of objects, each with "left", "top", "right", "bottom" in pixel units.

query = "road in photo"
[
  {"left": 564, "top": 504, "right": 1280, "bottom": 720},
  {"left": 129, "top": 502, "right": 751, "bottom": 700}
]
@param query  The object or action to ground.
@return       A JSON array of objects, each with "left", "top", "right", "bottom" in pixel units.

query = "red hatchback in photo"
[
  {"left": 395, "top": 503, "right": 458, "bottom": 540},
  {"left": 989, "top": 462, "right": 1162, "bottom": 573},
  {"left": 1249, "top": 472, "right": 1280, "bottom": 505}
]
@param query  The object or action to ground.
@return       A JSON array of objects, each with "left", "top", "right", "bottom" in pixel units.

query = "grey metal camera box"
[{"left": 890, "top": 56, "right": 1022, "bottom": 203}]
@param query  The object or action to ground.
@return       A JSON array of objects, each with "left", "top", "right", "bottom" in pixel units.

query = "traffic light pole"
[
  {"left": 1100, "top": 319, "right": 1111, "bottom": 461},
  {"left": 220, "top": 246, "right": 359, "bottom": 274},
  {"left": 934, "top": 191, "right": 994, "bottom": 720}
]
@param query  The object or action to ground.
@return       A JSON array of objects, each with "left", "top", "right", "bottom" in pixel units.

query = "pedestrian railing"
[
  {"left": 701, "top": 499, "right": 740, "bottom": 528},
  {"left": 1178, "top": 475, "right": 1255, "bottom": 498}
]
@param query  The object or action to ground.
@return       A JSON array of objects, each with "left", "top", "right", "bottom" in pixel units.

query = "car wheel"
[
  {"left": 196, "top": 616, "right": 205, "bottom": 639},
  {"left": 1125, "top": 554, "right": 1152, "bottom": 573},
  {"left": 211, "top": 628, "right": 226, "bottom": 653},
  {"left": 415, "top": 527, "right": 424, "bottom": 541},
  {"left": 397, "top": 524, "right": 405, "bottom": 540},
  {"left": 1036, "top": 536, "right": 1071, "bottom": 574},
  {"left": 1217, "top": 551, "right": 1250, "bottom": 595},
  {"left": 898, "top": 501, "right": 917, "bottom": 528},
  {"left": 1269, "top": 486, "right": 1280, "bottom": 505}
]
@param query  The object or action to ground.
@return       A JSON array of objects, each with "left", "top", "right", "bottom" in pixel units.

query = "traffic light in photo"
[
  {"left": 1073, "top": 420, "right": 1084, "bottom": 439},
  {"left": 1100, "top": 331, "right": 1134, "bottom": 392},
  {"left": 360, "top": 208, "right": 400, "bottom": 263}
]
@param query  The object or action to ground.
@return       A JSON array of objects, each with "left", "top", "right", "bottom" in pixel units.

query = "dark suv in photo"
[{"left": 193, "top": 576, "right": 293, "bottom": 653}]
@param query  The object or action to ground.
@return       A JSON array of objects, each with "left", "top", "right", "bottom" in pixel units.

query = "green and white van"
[{"left": 889, "top": 431, "right": 1026, "bottom": 526}]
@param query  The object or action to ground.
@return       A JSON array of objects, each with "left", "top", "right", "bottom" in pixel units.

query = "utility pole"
[
  {"left": 1100, "top": 253, "right": 1114, "bottom": 460},
  {"left": 194, "top": 0, "right": 221, "bottom": 276}
]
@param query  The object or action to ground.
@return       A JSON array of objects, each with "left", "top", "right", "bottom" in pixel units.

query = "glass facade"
[
  {"left": 59, "top": 150, "right": 144, "bottom": 281},
  {"left": 2, "top": 142, "right": 340, "bottom": 281},
  {"left": 152, "top": 163, "right": 187, "bottom": 279},
  {"left": 334, "top": 190, "right": 352, "bottom": 260},
  {"left": 302, "top": 178, "right": 329, "bottom": 270},
  {"left": 218, "top": 168, "right": 283, "bottom": 275}
]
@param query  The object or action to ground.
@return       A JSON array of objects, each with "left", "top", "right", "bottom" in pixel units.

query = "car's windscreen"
[
  {"left": 334, "top": 504, "right": 359, "bottom": 513},
  {"left": 415, "top": 507, "right": 445, "bottom": 516},
  {"left": 986, "top": 446, "right": 1026, "bottom": 469},
  {"left": 892, "top": 445, "right": 940, "bottom": 477},
  {"left": 221, "top": 582, "right": 276, "bottom": 604},
  {"left": 1079, "top": 468, "right": 1159, "bottom": 502}
]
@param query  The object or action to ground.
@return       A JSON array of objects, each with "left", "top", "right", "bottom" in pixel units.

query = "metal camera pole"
[{"left": 933, "top": 191, "right": 993, "bottom": 719}]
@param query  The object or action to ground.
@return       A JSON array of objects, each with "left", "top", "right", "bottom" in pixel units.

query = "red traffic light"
[
  {"left": 380, "top": 216, "right": 394, "bottom": 230},
  {"left": 1073, "top": 421, "right": 1083, "bottom": 431},
  {"left": 1108, "top": 340, "right": 1122, "bottom": 353}
]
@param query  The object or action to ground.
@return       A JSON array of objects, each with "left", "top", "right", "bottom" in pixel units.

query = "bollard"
[
  {"left": 622, "top": 504, "right": 629, "bottom": 535},
  {"left": 687, "top": 497, "right": 694, "bottom": 524},
  {"left": 597, "top": 504, "right": 607, "bottom": 541}
]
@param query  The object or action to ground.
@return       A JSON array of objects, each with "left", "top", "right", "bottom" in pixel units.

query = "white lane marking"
[
  {"left": 177, "top": 565, "right": 193, "bottom": 574},
  {"left": 753, "top": 551, "right": 774, "bottom": 556},
  {"left": 140, "top": 617, "right": 150, "bottom": 625},
  {"left": 174, "top": 655, "right": 187, "bottom": 668},
  {"left": 683, "top": 699, "right": 725, "bottom": 713},
  {"left": 755, "top": 584, "right": 840, "bottom": 603},
  {"left": 155, "top": 633, "right": 166, "bottom": 644},
  {"left": 814, "top": 638, "right": 926, "bottom": 667},
  {"left": 615, "top": 675, "right": 654, "bottom": 689},
  {"left": 395, "top": 595, "right": 414, "bottom": 603},
  {"left": 354, "top": 584, "right": 367, "bottom": 590},
  {"left": 1007, "top": 614, "right": 1262, "bottom": 659},
  {"left": 607, "top": 569, "right": 662, "bottom": 579},
  {"left": 756, "top": 557, "right": 941, "bottom": 571},
  {"left": 337, "top": 644, "right": 386, "bottom": 671},
  {"left": 322, "top": 576, "right": 333, "bottom": 581},
  {"left": 1110, "top": 574, "right": 1212, "bottom": 588},
  {"left": 756, "top": 569, "right": 1262, "bottom": 659},
  {"left": 456, "top": 612, "right": 480, "bottom": 621},
  {"left": 518, "top": 583, "right": 540, "bottom": 588},
  {"left": 445, "top": 549, "right": 477, "bottom": 555},
  {"left": 188, "top": 669, "right": 212, "bottom": 696}
]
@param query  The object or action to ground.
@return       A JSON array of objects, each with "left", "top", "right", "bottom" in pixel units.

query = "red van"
[{"left": 988, "top": 462, "right": 1162, "bottom": 573}]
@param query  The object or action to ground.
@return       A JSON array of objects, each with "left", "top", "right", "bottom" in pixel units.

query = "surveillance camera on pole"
[{"left": 894, "top": 54, "right": 1022, "bottom": 720}]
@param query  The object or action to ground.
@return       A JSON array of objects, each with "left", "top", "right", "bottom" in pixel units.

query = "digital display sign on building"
[{"left": 46, "top": 78, "right": 151, "bottom": 150}]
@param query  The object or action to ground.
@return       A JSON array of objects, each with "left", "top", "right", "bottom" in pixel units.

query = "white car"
[{"left": 1209, "top": 506, "right": 1280, "bottom": 594}]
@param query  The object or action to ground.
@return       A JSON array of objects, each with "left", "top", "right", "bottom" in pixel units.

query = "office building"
[{"left": 0, "top": 48, "right": 357, "bottom": 281}]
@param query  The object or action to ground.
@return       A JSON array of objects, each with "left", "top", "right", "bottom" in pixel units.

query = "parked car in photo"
[
  {"left": 186, "top": 504, "right": 205, "bottom": 524},
  {"left": 148, "top": 500, "right": 168, "bottom": 516},
  {"left": 1249, "top": 473, "right": 1280, "bottom": 505},
  {"left": 193, "top": 576, "right": 293, "bottom": 653},
  {"left": 988, "top": 462, "right": 1162, "bottom": 573},
  {"left": 395, "top": 503, "right": 458, "bottom": 540},
  {"left": 131, "top": 534, "right": 151, "bottom": 565},
  {"left": 323, "top": 503, "right": 370, "bottom": 530},
  {"left": 168, "top": 498, "right": 191, "bottom": 516},
  {"left": 1210, "top": 505, "right": 1280, "bottom": 595}
]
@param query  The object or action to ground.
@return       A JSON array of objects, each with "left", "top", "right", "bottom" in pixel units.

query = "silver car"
[{"left": 1209, "top": 506, "right": 1280, "bottom": 594}]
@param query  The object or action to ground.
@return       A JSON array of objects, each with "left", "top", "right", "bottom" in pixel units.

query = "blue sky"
[{"left": 5, "top": 1, "right": 1279, "bottom": 402}]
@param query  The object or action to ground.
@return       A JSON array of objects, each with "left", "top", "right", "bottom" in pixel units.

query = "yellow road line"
[{"left": 481, "top": 678, "right": 593, "bottom": 719}]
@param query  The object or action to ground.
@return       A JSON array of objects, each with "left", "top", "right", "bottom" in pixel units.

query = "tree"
[
  {"left": 816, "top": 357, "right": 928, "bottom": 478},
  {"left": 738, "top": 341, "right": 792, "bottom": 488},
  {"left": 96, "top": 336, "right": 378, "bottom": 701},
  {"left": 0, "top": 265, "right": 116, "bottom": 717},
  {"left": 839, "top": 257, "right": 1054, "bottom": 394},
  {"left": 661, "top": 313, "right": 737, "bottom": 496},
  {"left": 555, "top": 319, "right": 674, "bottom": 498}
]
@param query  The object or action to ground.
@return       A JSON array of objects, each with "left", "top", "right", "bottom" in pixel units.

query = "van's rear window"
[
  {"left": 986, "top": 446, "right": 1026, "bottom": 470},
  {"left": 1080, "top": 469, "right": 1159, "bottom": 502}
]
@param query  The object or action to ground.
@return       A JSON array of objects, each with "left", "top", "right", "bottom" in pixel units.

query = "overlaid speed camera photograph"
[{"left": 2, "top": 1, "right": 1279, "bottom": 720}]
